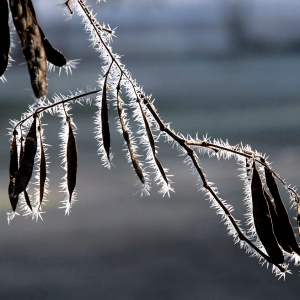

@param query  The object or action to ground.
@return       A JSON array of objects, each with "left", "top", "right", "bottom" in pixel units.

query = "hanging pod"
[
  {"left": 262, "top": 158, "right": 300, "bottom": 255},
  {"left": 263, "top": 188, "right": 293, "bottom": 254},
  {"left": 251, "top": 160, "right": 284, "bottom": 264},
  {"left": 0, "top": 0, "right": 10, "bottom": 77},
  {"left": 101, "top": 76, "right": 111, "bottom": 162},
  {"left": 25, "top": 0, "right": 67, "bottom": 67},
  {"left": 9, "top": 0, "right": 47, "bottom": 98},
  {"left": 14, "top": 116, "right": 37, "bottom": 196},
  {"left": 66, "top": 118, "right": 78, "bottom": 204},
  {"left": 9, "top": 0, "right": 67, "bottom": 96},
  {"left": 19, "top": 135, "right": 33, "bottom": 211},
  {"left": 139, "top": 102, "right": 168, "bottom": 185},
  {"left": 38, "top": 125, "right": 47, "bottom": 208},
  {"left": 8, "top": 132, "right": 19, "bottom": 212},
  {"left": 117, "top": 86, "right": 145, "bottom": 184}
]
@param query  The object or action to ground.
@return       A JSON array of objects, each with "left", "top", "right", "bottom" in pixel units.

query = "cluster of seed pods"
[
  {"left": 8, "top": 112, "right": 77, "bottom": 219},
  {"left": 1, "top": 0, "right": 67, "bottom": 97},
  {"left": 249, "top": 159, "right": 300, "bottom": 267}
]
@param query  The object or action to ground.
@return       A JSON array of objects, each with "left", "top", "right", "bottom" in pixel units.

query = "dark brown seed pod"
[
  {"left": 262, "top": 158, "right": 300, "bottom": 255},
  {"left": 0, "top": 0, "right": 10, "bottom": 76},
  {"left": 9, "top": 0, "right": 47, "bottom": 98},
  {"left": 19, "top": 136, "right": 33, "bottom": 211},
  {"left": 251, "top": 161, "right": 284, "bottom": 264},
  {"left": 263, "top": 188, "right": 293, "bottom": 253},
  {"left": 8, "top": 132, "right": 19, "bottom": 212},
  {"left": 41, "top": 33, "right": 67, "bottom": 67},
  {"left": 67, "top": 118, "right": 78, "bottom": 203},
  {"left": 117, "top": 88, "right": 145, "bottom": 184},
  {"left": 14, "top": 116, "right": 37, "bottom": 196},
  {"left": 101, "top": 76, "right": 110, "bottom": 161},
  {"left": 38, "top": 125, "right": 46, "bottom": 207},
  {"left": 155, "top": 156, "right": 168, "bottom": 184},
  {"left": 22, "top": 0, "right": 67, "bottom": 67},
  {"left": 23, "top": 190, "right": 32, "bottom": 211},
  {"left": 139, "top": 102, "right": 168, "bottom": 185},
  {"left": 139, "top": 103, "right": 155, "bottom": 153}
]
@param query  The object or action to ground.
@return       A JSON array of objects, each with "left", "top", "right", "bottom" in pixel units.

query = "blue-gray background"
[{"left": 1, "top": 0, "right": 300, "bottom": 299}]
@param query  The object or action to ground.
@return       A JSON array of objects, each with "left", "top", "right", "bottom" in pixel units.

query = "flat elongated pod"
[
  {"left": 41, "top": 31, "right": 67, "bottom": 67},
  {"left": 262, "top": 159, "right": 300, "bottom": 254},
  {"left": 9, "top": 0, "right": 47, "bottom": 98},
  {"left": 263, "top": 188, "right": 293, "bottom": 253},
  {"left": 25, "top": 0, "right": 67, "bottom": 67},
  {"left": 117, "top": 88, "right": 145, "bottom": 184},
  {"left": 251, "top": 161, "right": 284, "bottom": 264},
  {"left": 101, "top": 76, "right": 110, "bottom": 161},
  {"left": 14, "top": 117, "right": 37, "bottom": 196},
  {"left": 23, "top": 190, "right": 32, "bottom": 211},
  {"left": 67, "top": 119, "right": 78, "bottom": 203},
  {"left": 18, "top": 137, "right": 33, "bottom": 211},
  {"left": 139, "top": 103, "right": 168, "bottom": 185},
  {"left": 0, "top": 0, "right": 10, "bottom": 76},
  {"left": 8, "top": 133, "right": 18, "bottom": 212},
  {"left": 38, "top": 125, "right": 46, "bottom": 207}
]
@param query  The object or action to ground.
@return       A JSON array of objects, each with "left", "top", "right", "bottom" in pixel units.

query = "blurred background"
[{"left": 1, "top": 0, "right": 300, "bottom": 298}]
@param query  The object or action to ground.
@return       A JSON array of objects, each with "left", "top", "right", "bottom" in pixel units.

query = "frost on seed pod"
[
  {"left": 14, "top": 116, "right": 37, "bottom": 196},
  {"left": 0, "top": 0, "right": 10, "bottom": 77},
  {"left": 251, "top": 161, "right": 284, "bottom": 265}
]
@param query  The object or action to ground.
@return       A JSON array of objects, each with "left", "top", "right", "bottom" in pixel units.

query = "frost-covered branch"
[{"left": 3, "top": 0, "right": 300, "bottom": 278}]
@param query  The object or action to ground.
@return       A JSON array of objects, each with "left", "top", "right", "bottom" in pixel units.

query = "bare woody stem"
[
  {"left": 185, "top": 140, "right": 300, "bottom": 203},
  {"left": 13, "top": 89, "right": 101, "bottom": 131}
]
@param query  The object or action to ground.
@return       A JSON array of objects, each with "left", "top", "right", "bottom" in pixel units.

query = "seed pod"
[
  {"left": 139, "top": 102, "right": 168, "bottom": 185},
  {"left": 117, "top": 88, "right": 145, "bottom": 184},
  {"left": 263, "top": 188, "right": 293, "bottom": 253},
  {"left": 41, "top": 32, "right": 67, "bottom": 67},
  {"left": 8, "top": 132, "right": 18, "bottom": 212},
  {"left": 23, "top": 0, "right": 67, "bottom": 67},
  {"left": 9, "top": 0, "right": 47, "bottom": 98},
  {"left": 23, "top": 190, "right": 32, "bottom": 211},
  {"left": 14, "top": 116, "right": 37, "bottom": 196},
  {"left": 101, "top": 76, "right": 110, "bottom": 161},
  {"left": 17, "top": 135, "right": 32, "bottom": 211},
  {"left": 139, "top": 103, "right": 155, "bottom": 154},
  {"left": 251, "top": 161, "right": 284, "bottom": 264},
  {"left": 0, "top": 0, "right": 10, "bottom": 76},
  {"left": 67, "top": 118, "right": 78, "bottom": 203},
  {"left": 154, "top": 156, "right": 168, "bottom": 184},
  {"left": 262, "top": 158, "right": 300, "bottom": 255},
  {"left": 38, "top": 125, "right": 46, "bottom": 207}
]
